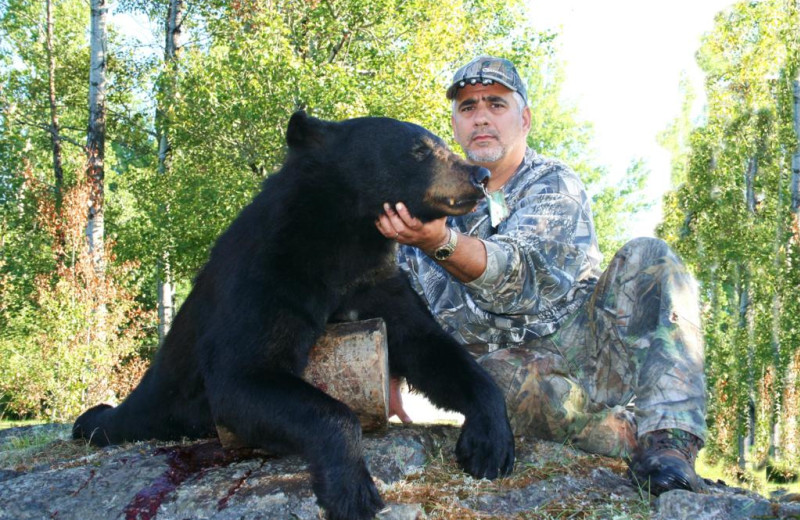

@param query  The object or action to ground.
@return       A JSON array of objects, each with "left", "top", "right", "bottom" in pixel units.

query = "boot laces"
[{"left": 644, "top": 429, "right": 700, "bottom": 463}]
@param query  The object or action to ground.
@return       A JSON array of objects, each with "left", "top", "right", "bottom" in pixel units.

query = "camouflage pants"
[{"left": 477, "top": 237, "right": 707, "bottom": 458}]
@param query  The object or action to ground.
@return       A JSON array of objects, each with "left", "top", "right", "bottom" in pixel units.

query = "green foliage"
[
  {"left": 658, "top": 0, "right": 800, "bottom": 467},
  {"left": 658, "top": 74, "right": 696, "bottom": 187},
  {"left": 0, "top": 173, "right": 155, "bottom": 422},
  {"left": 0, "top": 0, "right": 648, "bottom": 421},
  {"left": 142, "top": 0, "right": 571, "bottom": 278},
  {"left": 591, "top": 159, "right": 653, "bottom": 263},
  {"left": 0, "top": 261, "right": 149, "bottom": 421},
  {"left": 0, "top": 0, "right": 160, "bottom": 419}
]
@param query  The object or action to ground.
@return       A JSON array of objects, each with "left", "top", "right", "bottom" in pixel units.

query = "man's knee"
[
  {"left": 478, "top": 349, "right": 587, "bottom": 437},
  {"left": 614, "top": 237, "right": 672, "bottom": 263}
]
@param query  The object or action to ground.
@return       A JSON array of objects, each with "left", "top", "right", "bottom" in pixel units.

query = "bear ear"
[{"left": 286, "top": 110, "right": 328, "bottom": 149}]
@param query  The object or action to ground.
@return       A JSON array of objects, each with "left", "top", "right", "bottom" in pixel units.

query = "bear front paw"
[
  {"left": 315, "top": 463, "right": 385, "bottom": 520},
  {"left": 456, "top": 414, "right": 515, "bottom": 479},
  {"left": 72, "top": 403, "right": 114, "bottom": 445}
]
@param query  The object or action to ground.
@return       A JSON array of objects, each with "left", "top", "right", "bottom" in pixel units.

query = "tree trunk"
[
  {"left": 84, "top": 0, "right": 108, "bottom": 355},
  {"left": 45, "top": 0, "right": 66, "bottom": 262},
  {"left": 86, "top": 0, "right": 107, "bottom": 274},
  {"left": 155, "top": 0, "right": 185, "bottom": 341},
  {"left": 737, "top": 270, "right": 755, "bottom": 469},
  {"left": 157, "top": 258, "right": 175, "bottom": 341},
  {"left": 769, "top": 151, "right": 786, "bottom": 460},
  {"left": 745, "top": 157, "right": 757, "bottom": 214},
  {"left": 736, "top": 155, "right": 758, "bottom": 468},
  {"left": 792, "top": 81, "right": 800, "bottom": 243}
]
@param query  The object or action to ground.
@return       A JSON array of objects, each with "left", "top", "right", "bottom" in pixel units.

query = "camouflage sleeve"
[{"left": 464, "top": 171, "right": 601, "bottom": 315}]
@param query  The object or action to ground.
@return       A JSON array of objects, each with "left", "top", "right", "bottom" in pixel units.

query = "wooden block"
[
  {"left": 217, "top": 318, "right": 389, "bottom": 448},
  {"left": 303, "top": 318, "right": 390, "bottom": 431}
]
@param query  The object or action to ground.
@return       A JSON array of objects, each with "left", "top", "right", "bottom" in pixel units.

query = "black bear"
[{"left": 73, "top": 111, "right": 515, "bottom": 520}]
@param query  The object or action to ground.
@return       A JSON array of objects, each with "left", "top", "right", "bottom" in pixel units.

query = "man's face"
[{"left": 451, "top": 83, "right": 531, "bottom": 167}]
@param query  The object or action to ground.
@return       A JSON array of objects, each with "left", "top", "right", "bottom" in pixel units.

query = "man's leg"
[
  {"left": 478, "top": 341, "right": 637, "bottom": 459},
  {"left": 573, "top": 237, "right": 707, "bottom": 494},
  {"left": 478, "top": 237, "right": 707, "bottom": 492},
  {"left": 577, "top": 237, "right": 706, "bottom": 441}
]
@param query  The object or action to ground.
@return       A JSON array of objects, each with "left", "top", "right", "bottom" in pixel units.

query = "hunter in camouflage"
[
  {"left": 398, "top": 149, "right": 707, "bottom": 459},
  {"left": 383, "top": 55, "right": 708, "bottom": 494}
]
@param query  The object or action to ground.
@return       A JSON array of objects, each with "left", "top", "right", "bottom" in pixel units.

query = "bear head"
[{"left": 286, "top": 111, "right": 490, "bottom": 222}]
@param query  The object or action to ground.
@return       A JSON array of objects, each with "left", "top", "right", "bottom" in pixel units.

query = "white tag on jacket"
[{"left": 483, "top": 186, "right": 510, "bottom": 227}]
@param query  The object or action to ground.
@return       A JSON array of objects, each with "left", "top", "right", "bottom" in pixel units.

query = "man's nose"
[
  {"left": 473, "top": 105, "right": 490, "bottom": 125},
  {"left": 470, "top": 167, "right": 491, "bottom": 188}
]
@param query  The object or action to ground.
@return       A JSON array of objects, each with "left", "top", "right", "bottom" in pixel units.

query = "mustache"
[{"left": 470, "top": 129, "right": 500, "bottom": 141}]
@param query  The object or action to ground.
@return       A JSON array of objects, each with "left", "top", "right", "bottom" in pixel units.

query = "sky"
[{"left": 526, "top": 1, "right": 738, "bottom": 237}]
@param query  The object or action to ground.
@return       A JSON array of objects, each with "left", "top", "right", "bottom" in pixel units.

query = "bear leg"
[
  {"left": 340, "top": 274, "right": 515, "bottom": 479},
  {"left": 392, "top": 316, "right": 516, "bottom": 479},
  {"left": 207, "top": 372, "right": 384, "bottom": 520},
  {"left": 72, "top": 366, "right": 215, "bottom": 446}
]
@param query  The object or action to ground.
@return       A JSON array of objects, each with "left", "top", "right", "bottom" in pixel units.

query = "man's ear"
[
  {"left": 522, "top": 106, "right": 532, "bottom": 134},
  {"left": 286, "top": 110, "right": 329, "bottom": 149}
]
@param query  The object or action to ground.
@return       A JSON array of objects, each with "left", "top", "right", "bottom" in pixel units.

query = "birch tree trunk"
[
  {"left": 745, "top": 157, "right": 757, "bottom": 214},
  {"left": 770, "top": 155, "right": 785, "bottom": 459},
  {"left": 86, "top": 0, "right": 107, "bottom": 274},
  {"left": 737, "top": 155, "right": 758, "bottom": 468},
  {"left": 737, "top": 270, "right": 755, "bottom": 469},
  {"left": 46, "top": 0, "right": 66, "bottom": 262},
  {"left": 155, "top": 0, "right": 184, "bottom": 341},
  {"left": 793, "top": 80, "right": 800, "bottom": 243},
  {"left": 85, "top": 0, "right": 108, "bottom": 354}
]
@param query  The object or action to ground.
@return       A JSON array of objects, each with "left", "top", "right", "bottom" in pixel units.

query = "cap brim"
[
  {"left": 445, "top": 83, "right": 460, "bottom": 100},
  {"left": 446, "top": 78, "right": 521, "bottom": 100}
]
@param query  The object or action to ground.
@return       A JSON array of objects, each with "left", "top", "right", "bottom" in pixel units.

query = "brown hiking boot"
[{"left": 627, "top": 429, "right": 704, "bottom": 495}]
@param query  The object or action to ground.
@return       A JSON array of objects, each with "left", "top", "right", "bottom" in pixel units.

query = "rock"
[
  {"left": 0, "top": 424, "right": 441, "bottom": 520},
  {"left": 0, "top": 469, "right": 21, "bottom": 483},
  {"left": 0, "top": 423, "right": 796, "bottom": 519},
  {"left": 771, "top": 488, "right": 800, "bottom": 503},
  {"left": 378, "top": 503, "right": 427, "bottom": 520},
  {"left": 655, "top": 488, "right": 800, "bottom": 520}
]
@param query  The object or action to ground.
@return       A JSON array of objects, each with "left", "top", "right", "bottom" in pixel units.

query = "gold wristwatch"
[{"left": 432, "top": 228, "right": 458, "bottom": 261}]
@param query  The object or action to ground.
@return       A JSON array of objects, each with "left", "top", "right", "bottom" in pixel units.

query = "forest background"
[{"left": 1, "top": 0, "right": 799, "bottom": 483}]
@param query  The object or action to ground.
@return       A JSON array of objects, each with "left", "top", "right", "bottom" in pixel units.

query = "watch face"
[
  {"left": 432, "top": 229, "right": 457, "bottom": 261},
  {"left": 434, "top": 247, "right": 453, "bottom": 260}
]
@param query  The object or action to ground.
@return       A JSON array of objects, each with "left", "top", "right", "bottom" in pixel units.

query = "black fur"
[{"left": 73, "top": 111, "right": 514, "bottom": 520}]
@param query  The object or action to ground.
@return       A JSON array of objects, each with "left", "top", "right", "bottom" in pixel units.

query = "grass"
[
  {"left": 0, "top": 422, "right": 90, "bottom": 472},
  {"left": 696, "top": 450, "right": 800, "bottom": 498},
  {"left": 0, "top": 419, "right": 47, "bottom": 430},
  {"left": 382, "top": 441, "right": 652, "bottom": 520}
]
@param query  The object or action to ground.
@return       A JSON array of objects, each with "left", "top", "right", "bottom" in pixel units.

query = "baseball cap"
[{"left": 445, "top": 56, "right": 528, "bottom": 104}]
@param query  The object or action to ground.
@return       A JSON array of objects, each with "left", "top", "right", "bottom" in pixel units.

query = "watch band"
[{"left": 432, "top": 228, "right": 458, "bottom": 261}]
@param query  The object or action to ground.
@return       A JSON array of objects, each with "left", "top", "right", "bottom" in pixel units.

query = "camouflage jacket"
[{"left": 397, "top": 148, "right": 603, "bottom": 349}]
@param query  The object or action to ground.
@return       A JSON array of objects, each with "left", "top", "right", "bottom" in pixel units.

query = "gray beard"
[{"left": 465, "top": 146, "right": 505, "bottom": 164}]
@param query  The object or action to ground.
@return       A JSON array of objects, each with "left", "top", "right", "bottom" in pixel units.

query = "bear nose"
[{"left": 471, "top": 167, "right": 491, "bottom": 188}]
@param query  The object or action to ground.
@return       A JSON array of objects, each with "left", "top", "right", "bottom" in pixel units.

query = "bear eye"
[{"left": 411, "top": 142, "right": 433, "bottom": 161}]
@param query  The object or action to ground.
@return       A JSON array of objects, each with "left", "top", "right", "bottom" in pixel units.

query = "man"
[{"left": 375, "top": 56, "right": 707, "bottom": 495}]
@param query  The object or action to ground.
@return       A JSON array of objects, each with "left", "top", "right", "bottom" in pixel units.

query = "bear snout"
[
  {"left": 422, "top": 166, "right": 485, "bottom": 218},
  {"left": 470, "top": 167, "right": 491, "bottom": 189}
]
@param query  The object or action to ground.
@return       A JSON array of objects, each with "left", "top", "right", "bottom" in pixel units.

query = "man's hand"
[
  {"left": 388, "top": 377, "right": 412, "bottom": 423},
  {"left": 376, "top": 202, "right": 488, "bottom": 282},
  {"left": 375, "top": 202, "right": 449, "bottom": 253}
]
